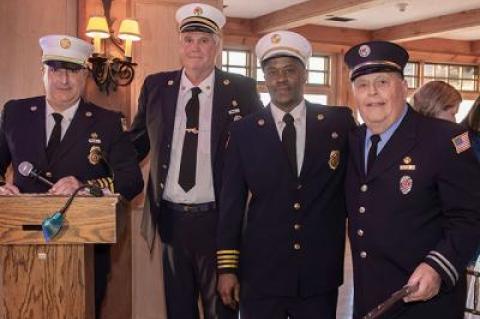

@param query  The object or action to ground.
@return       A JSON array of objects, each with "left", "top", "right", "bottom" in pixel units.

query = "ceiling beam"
[
  {"left": 372, "top": 8, "right": 480, "bottom": 42},
  {"left": 292, "top": 25, "right": 371, "bottom": 46},
  {"left": 251, "top": 0, "right": 385, "bottom": 34}
]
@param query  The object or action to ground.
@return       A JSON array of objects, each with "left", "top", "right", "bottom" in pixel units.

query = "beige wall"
[{"left": 0, "top": 0, "right": 77, "bottom": 108}]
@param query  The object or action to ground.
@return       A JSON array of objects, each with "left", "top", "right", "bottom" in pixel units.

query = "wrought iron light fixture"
[{"left": 86, "top": 15, "right": 141, "bottom": 94}]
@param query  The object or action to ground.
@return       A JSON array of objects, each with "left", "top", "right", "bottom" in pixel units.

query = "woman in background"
[
  {"left": 412, "top": 80, "right": 462, "bottom": 122},
  {"left": 463, "top": 96, "right": 480, "bottom": 160},
  {"left": 462, "top": 96, "right": 480, "bottom": 319}
]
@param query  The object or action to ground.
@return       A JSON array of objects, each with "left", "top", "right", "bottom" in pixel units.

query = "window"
[
  {"left": 404, "top": 62, "right": 419, "bottom": 89},
  {"left": 423, "top": 63, "right": 478, "bottom": 92},
  {"left": 457, "top": 100, "right": 475, "bottom": 123},
  {"left": 307, "top": 56, "right": 330, "bottom": 85},
  {"left": 221, "top": 50, "right": 250, "bottom": 76}
]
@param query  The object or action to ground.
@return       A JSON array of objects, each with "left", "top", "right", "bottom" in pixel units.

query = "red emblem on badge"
[{"left": 399, "top": 175, "right": 413, "bottom": 195}]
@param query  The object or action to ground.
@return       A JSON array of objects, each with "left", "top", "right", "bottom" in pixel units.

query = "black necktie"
[
  {"left": 282, "top": 113, "right": 297, "bottom": 177},
  {"left": 46, "top": 113, "right": 63, "bottom": 162},
  {"left": 367, "top": 134, "right": 381, "bottom": 174},
  {"left": 178, "top": 87, "right": 202, "bottom": 192}
]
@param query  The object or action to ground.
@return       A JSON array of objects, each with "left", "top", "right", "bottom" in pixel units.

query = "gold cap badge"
[
  {"left": 60, "top": 38, "right": 71, "bottom": 49},
  {"left": 193, "top": 6, "right": 203, "bottom": 16},
  {"left": 271, "top": 34, "right": 281, "bottom": 44}
]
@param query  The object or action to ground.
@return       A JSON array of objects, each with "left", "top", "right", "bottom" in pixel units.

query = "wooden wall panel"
[{"left": 0, "top": 0, "right": 77, "bottom": 108}]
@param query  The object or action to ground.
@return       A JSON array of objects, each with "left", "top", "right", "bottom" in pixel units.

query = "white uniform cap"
[
  {"left": 176, "top": 3, "right": 226, "bottom": 34},
  {"left": 255, "top": 31, "right": 312, "bottom": 66},
  {"left": 39, "top": 35, "right": 93, "bottom": 67}
]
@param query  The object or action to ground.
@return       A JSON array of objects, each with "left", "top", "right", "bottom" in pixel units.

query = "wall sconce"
[{"left": 86, "top": 16, "right": 141, "bottom": 94}]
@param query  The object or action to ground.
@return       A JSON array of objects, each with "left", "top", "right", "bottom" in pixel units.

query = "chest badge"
[
  {"left": 400, "top": 156, "right": 416, "bottom": 170},
  {"left": 88, "top": 132, "right": 101, "bottom": 144},
  {"left": 328, "top": 150, "right": 340, "bottom": 170},
  {"left": 88, "top": 146, "right": 102, "bottom": 165},
  {"left": 399, "top": 175, "right": 413, "bottom": 194}
]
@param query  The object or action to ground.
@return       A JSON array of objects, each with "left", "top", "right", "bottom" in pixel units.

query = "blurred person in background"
[
  {"left": 462, "top": 96, "right": 480, "bottom": 319},
  {"left": 412, "top": 80, "right": 461, "bottom": 123}
]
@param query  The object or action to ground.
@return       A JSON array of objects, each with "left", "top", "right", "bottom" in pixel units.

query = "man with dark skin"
[{"left": 217, "top": 30, "right": 356, "bottom": 318}]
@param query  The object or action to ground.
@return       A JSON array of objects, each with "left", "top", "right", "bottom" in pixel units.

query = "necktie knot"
[
  {"left": 52, "top": 113, "right": 63, "bottom": 124},
  {"left": 370, "top": 134, "right": 381, "bottom": 146},
  {"left": 283, "top": 113, "right": 294, "bottom": 125},
  {"left": 191, "top": 87, "right": 201, "bottom": 97}
]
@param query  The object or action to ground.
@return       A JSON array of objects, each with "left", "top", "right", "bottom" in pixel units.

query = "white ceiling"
[{"left": 223, "top": 0, "right": 480, "bottom": 41}]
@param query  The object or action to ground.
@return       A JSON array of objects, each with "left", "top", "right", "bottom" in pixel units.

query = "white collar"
[
  {"left": 270, "top": 100, "right": 306, "bottom": 125},
  {"left": 46, "top": 98, "right": 80, "bottom": 121},
  {"left": 179, "top": 69, "right": 215, "bottom": 98}
]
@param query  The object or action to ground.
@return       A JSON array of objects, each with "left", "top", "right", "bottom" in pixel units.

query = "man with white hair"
[{"left": 129, "top": 3, "right": 262, "bottom": 318}]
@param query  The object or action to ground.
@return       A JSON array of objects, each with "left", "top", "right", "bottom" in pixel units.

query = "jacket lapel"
[
  {"left": 211, "top": 68, "right": 232, "bottom": 162},
  {"left": 299, "top": 102, "right": 322, "bottom": 180},
  {"left": 31, "top": 98, "right": 48, "bottom": 168},
  {"left": 366, "top": 107, "right": 417, "bottom": 182},
  {"left": 263, "top": 105, "right": 298, "bottom": 179},
  {"left": 350, "top": 124, "right": 367, "bottom": 179},
  {"left": 161, "top": 71, "right": 182, "bottom": 149}
]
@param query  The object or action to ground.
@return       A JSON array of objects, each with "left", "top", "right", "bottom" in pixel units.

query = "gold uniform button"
[
  {"left": 296, "top": 184, "right": 302, "bottom": 190},
  {"left": 357, "top": 229, "right": 364, "bottom": 237},
  {"left": 45, "top": 172, "right": 52, "bottom": 178},
  {"left": 294, "top": 243, "right": 301, "bottom": 250},
  {"left": 294, "top": 224, "right": 301, "bottom": 230},
  {"left": 162, "top": 164, "right": 168, "bottom": 169},
  {"left": 359, "top": 207, "right": 366, "bottom": 214},
  {"left": 160, "top": 183, "right": 164, "bottom": 189},
  {"left": 360, "top": 184, "right": 368, "bottom": 192},
  {"left": 293, "top": 203, "right": 301, "bottom": 210},
  {"left": 360, "top": 251, "right": 367, "bottom": 258}
]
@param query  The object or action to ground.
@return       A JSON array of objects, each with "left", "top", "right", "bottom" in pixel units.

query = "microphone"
[
  {"left": 18, "top": 161, "right": 54, "bottom": 187},
  {"left": 18, "top": 161, "right": 103, "bottom": 197}
]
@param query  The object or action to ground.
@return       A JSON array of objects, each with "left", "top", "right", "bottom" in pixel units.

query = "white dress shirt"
[
  {"left": 45, "top": 99, "right": 80, "bottom": 144},
  {"left": 270, "top": 100, "right": 307, "bottom": 176},
  {"left": 163, "top": 69, "right": 216, "bottom": 203}
]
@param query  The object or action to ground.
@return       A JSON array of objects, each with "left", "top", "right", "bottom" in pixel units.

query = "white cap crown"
[
  {"left": 176, "top": 3, "right": 226, "bottom": 34},
  {"left": 39, "top": 35, "right": 93, "bottom": 67},
  {"left": 255, "top": 31, "right": 312, "bottom": 66}
]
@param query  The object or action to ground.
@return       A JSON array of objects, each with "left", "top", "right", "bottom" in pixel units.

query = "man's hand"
[
  {"left": 404, "top": 262, "right": 441, "bottom": 303},
  {"left": 0, "top": 182, "right": 20, "bottom": 195},
  {"left": 49, "top": 176, "right": 83, "bottom": 195},
  {"left": 217, "top": 273, "right": 240, "bottom": 310}
]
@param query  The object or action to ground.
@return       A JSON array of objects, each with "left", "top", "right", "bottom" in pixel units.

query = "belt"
[{"left": 162, "top": 200, "right": 216, "bottom": 213}]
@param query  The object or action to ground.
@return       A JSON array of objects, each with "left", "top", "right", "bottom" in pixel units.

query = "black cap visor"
[
  {"left": 350, "top": 65, "right": 403, "bottom": 81},
  {"left": 44, "top": 60, "right": 85, "bottom": 71}
]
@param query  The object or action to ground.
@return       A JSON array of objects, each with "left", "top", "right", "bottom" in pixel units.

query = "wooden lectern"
[{"left": 0, "top": 195, "right": 122, "bottom": 319}]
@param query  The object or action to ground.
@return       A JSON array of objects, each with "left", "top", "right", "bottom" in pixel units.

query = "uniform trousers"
[
  {"left": 159, "top": 203, "right": 237, "bottom": 319},
  {"left": 240, "top": 289, "right": 338, "bottom": 319}
]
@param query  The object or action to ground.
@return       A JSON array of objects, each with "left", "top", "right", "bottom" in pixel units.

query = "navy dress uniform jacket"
[
  {"left": 129, "top": 68, "right": 262, "bottom": 249},
  {"left": 346, "top": 107, "right": 480, "bottom": 318},
  {"left": 217, "top": 102, "right": 356, "bottom": 298},
  {"left": 0, "top": 96, "right": 143, "bottom": 200}
]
